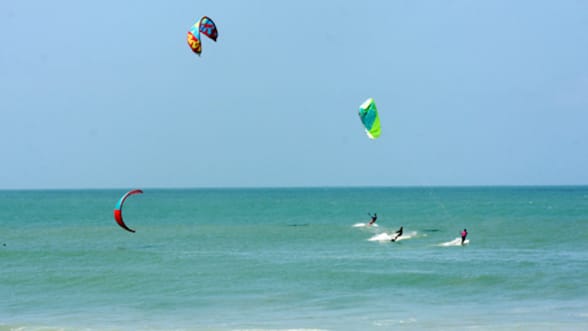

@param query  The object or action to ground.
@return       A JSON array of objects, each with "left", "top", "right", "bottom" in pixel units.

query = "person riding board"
[
  {"left": 368, "top": 213, "right": 377, "bottom": 226},
  {"left": 461, "top": 228, "right": 468, "bottom": 245},
  {"left": 391, "top": 226, "right": 403, "bottom": 242}
]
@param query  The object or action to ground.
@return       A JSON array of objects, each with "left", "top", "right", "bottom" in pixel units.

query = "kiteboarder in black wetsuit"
[
  {"left": 391, "top": 226, "right": 403, "bottom": 242},
  {"left": 368, "top": 213, "right": 377, "bottom": 226}
]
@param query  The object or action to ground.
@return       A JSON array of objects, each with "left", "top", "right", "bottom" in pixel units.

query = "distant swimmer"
[
  {"left": 368, "top": 213, "right": 377, "bottom": 226},
  {"left": 391, "top": 226, "right": 403, "bottom": 242},
  {"left": 461, "top": 228, "right": 468, "bottom": 245}
]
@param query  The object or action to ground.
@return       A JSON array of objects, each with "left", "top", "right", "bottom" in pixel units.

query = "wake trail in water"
[
  {"left": 438, "top": 237, "right": 470, "bottom": 247},
  {"left": 353, "top": 222, "right": 378, "bottom": 228},
  {"left": 368, "top": 231, "right": 418, "bottom": 242}
]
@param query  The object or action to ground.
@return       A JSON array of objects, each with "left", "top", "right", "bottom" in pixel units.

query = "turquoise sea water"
[{"left": 1, "top": 187, "right": 588, "bottom": 330}]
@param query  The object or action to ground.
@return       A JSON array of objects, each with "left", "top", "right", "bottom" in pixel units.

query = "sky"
[{"left": 1, "top": 0, "right": 587, "bottom": 189}]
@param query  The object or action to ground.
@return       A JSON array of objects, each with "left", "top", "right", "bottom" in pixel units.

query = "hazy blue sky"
[{"left": 1, "top": 1, "right": 587, "bottom": 189}]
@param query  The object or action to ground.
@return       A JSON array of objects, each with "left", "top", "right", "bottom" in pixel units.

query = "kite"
[
  {"left": 358, "top": 98, "right": 381, "bottom": 139},
  {"left": 113, "top": 189, "right": 143, "bottom": 233},
  {"left": 187, "top": 16, "right": 218, "bottom": 56}
]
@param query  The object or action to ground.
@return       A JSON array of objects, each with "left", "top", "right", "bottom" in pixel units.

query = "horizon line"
[{"left": 1, "top": 184, "right": 587, "bottom": 191}]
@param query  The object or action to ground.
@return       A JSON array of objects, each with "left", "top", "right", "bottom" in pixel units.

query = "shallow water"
[{"left": 1, "top": 187, "right": 588, "bottom": 330}]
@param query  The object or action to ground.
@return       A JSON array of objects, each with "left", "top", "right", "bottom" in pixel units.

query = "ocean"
[{"left": 1, "top": 187, "right": 588, "bottom": 330}]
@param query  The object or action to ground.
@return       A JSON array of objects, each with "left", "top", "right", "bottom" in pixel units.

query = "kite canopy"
[
  {"left": 358, "top": 98, "right": 381, "bottom": 139},
  {"left": 187, "top": 16, "right": 218, "bottom": 56},
  {"left": 113, "top": 189, "right": 143, "bottom": 233}
]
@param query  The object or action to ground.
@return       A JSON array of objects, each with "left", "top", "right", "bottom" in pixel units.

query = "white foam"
[
  {"left": 368, "top": 231, "right": 417, "bottom": 242},
  {"left": 368, "top": 232, "right": 393, "bottom": 241},
  {"left": 353, "top": 222, "right": 378, "bottom": 228},
  {"left": 438, "top": 237, "right": 470, "bottom": 247}
]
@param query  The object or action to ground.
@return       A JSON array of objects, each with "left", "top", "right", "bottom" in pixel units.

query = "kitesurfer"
[
  {"left": 368, "top": 213, "right": 377, "bottom": 226},
  {"left": 461, "top": 228, "right": 468, "bottom": 245},
  {"left": 391, "top": 226, "right": 403, "bottom": 241}
]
